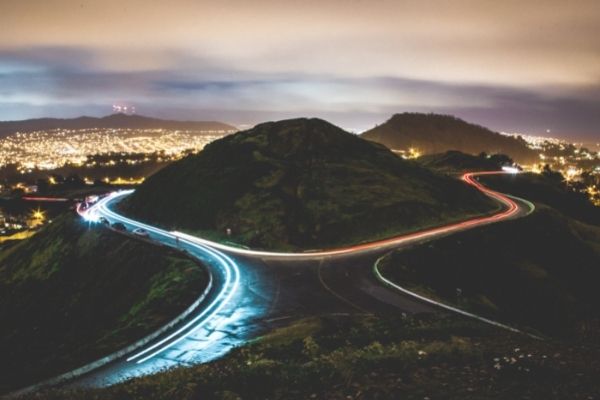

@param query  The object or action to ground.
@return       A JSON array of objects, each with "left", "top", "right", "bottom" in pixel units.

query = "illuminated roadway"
[{"left": 18, "top": 170, "right": 534, "bottom": 393}]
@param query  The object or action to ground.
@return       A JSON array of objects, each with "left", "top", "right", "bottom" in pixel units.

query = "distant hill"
[
  {"left": 362, "top": 113, "right": 538, "bottom": 163},
  {"left": 0, "top": 114, "right": 237, "bottom": 137},
  {"left": 121, "top": 118, "right": 496, "bottom": 250}
]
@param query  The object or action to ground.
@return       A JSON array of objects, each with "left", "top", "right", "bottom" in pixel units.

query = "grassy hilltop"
[{"left": 121, "top": 118, "right": 496, "bottom": 250}]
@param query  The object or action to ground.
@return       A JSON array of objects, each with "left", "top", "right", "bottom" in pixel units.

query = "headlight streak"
[
  {"left": 81, "top": 190, "right": 241, "bottom": 365},
  {"left": 127, "top": 243, "right": 239, "bottom": 364},
  {"left": 501, "top": 166, "right": 520, "bottom": 174}
]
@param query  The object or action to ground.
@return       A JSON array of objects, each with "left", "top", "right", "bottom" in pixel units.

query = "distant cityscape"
[
  {"left": 0, "top": 127, "right": 231, "bottom": 239},
  {"left": 502, "top": 132, "right": 600, "bottom": 205},
  {"left": 392, "top": 131, "right": 600, "bottom": 207},
  {"left": 0, "top": 128, "right": 229, "bottom": 172}
]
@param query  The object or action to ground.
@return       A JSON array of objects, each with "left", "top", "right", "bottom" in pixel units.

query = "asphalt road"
[{"left": 11, "top": 171, "right": 533, "bottom": 395}]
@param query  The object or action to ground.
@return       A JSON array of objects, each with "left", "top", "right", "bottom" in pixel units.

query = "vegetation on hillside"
[
  {"left": 0, "top": 215, "right": 208, "bottom": 393},
  {"left": 122, "top": 118, "right": 496, "bottom": 250},
  {"left": 362, "top": 113, "right": 537, "bottom": 163},
  {"left": 379, "top": 176, "right": 600, "bottom": 338},
  {"left": 32, "top": 314, "right": 600, "bottom": 400}
]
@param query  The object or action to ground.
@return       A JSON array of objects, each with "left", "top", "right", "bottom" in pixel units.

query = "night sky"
[{"left": 1, "top": 0, "right": 599, "bottom": 139}]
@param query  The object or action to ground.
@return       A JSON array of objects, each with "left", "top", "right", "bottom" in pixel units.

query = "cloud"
[
  {"left": 2, "top": 1, "right": 600, "bottom": 84},
  {"left": 0, "top": 26, "right": 599, "bottom": 138}
]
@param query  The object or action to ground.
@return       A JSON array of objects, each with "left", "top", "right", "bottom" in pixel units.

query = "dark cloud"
[{"left": 1, "top": 48, "right": 599, "bottom": 139}]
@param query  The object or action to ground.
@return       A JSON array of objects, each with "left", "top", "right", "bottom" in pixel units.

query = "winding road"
[{"left": 11, "top": 170, "right": 534, "bottom": 396}]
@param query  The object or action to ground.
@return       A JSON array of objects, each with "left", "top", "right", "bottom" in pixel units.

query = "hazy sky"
[{"left": 1, "top": 0, "right": 599, "bottom": 138}]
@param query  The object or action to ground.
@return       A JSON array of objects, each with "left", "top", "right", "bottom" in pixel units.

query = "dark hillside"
[
  {"left": 379, "top": 205, "right": 600, "bottom": 338},
  {"left": 480, "top": 172, "right": 600, "bottom": 226},
  {"left": 362, "top": 113, "right": 537, "bottom": 163},
  {"left": 0, "top": 215, "right": 208, "bottom": 393}
]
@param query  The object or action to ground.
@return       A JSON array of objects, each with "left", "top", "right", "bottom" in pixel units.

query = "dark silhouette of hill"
[
  {"left": 0, "top": 114, "right": 236, "bottom": 137},
  {"left": 121, "top": 117, "right": 496, "bottom": 250},
  {"left": 362, "top": 113, "right": 538, "bottom": 163}
]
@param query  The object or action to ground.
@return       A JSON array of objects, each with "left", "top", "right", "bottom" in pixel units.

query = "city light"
[
  {"left": 0, "top": 128, "right": 229, "bottom": 172},
  {"left": 31, "top": 208, "right": 45, "bottom": 221}
]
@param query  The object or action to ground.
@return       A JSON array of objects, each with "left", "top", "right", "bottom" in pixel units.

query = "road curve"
[
  {"left": 10, "top": 170, "right": 533, "bottom": 395},
  {"left": 109, "top": 171, "right": 526, "bottom": 260}
]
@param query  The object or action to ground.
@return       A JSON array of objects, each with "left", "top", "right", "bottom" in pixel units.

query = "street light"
[{"left": 31, "top": 208, "right": 45, "bottom": 221}]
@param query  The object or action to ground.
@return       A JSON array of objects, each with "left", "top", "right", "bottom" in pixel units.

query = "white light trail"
[
  {"left": 80, "top": 191, "right": 241, "bottom": 364},
  {"left": 501, "top": 166, "right": 520, "bottom": 174}
]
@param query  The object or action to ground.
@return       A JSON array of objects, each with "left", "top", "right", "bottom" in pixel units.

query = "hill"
[
  {"left": 121, "top": 118, "right": 497, "bottom": 250},
  {"left": 378, "top": 172, "right": 600, "bottom": 339},
  {"left": 362, "top": 113, "right": 538, "bottom": 163},
  {"left": 0, "top": 114, "right": 236, "bottom": 137},
  {"left": 379, "top": 206, "right": 600, "bottom": 338},
  {"left": 0, "top": 215, "right": 208, "bottom": 393}
]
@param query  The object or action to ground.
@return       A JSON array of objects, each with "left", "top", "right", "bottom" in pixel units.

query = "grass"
[
  {"left": 0, "top": 214, "right": 209, "bottom": 394},
  {"left": 378, "top": 202, "right": 600, "bottom": 339},
  {"left": 31, "top": 314, "right": 600, "bottom": 399}
]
